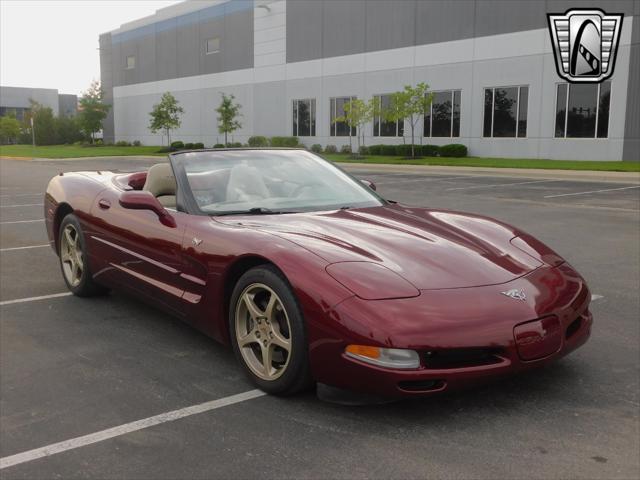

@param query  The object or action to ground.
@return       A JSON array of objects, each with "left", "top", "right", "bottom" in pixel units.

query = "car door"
[{"left": 90, "top": 187, "right": 190, "bottom": 316}]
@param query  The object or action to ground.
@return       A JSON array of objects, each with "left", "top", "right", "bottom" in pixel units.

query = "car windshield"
[{"left": 171, "top": 149, "right": 384, "bottom": 214}]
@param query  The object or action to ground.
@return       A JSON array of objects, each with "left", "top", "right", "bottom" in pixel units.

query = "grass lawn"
[
  {"left": 0, "top": 144, "right": 166, "bottom": 159},
  {"left": 324, "top": 154, "right": 640, "bottom": 172},
  {"left": 1, "top": 145, "right": 638, "bottom": 172}
]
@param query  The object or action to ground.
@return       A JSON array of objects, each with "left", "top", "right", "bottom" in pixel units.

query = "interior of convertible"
[{"left": 114, "top": 150, "right": 382, "bottom": 214}]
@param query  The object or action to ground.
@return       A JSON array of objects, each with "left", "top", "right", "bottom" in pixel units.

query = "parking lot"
[{"left": 1, "top": 157, "right": 639, "bottom": 479}]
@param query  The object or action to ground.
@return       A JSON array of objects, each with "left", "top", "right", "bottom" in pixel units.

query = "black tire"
[
  {"left": 229, "top": 265, "right": 313, "bottom": 395},
  {"left": 58, "top": 213, "right": 109, "bottom": 297}
]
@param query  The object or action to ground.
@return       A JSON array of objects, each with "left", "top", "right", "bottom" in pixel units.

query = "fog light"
[{"left": 345, "top": 345, "right": 420, "bottom": 369}]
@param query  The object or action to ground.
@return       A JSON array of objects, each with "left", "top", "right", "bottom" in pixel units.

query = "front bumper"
[{"left": 308, "top": 263, "right": 592, "bottom": 397}]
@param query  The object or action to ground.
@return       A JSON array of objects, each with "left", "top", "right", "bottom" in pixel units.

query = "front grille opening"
[
  {"left": 398, "top": 379, "right": 445, "bottom": 392},
  {"left": 423, "top": 348, "right": 503, "bottom": 369},
  {"left": 565, "top": 317, "right": 582, "bottom": 339}
]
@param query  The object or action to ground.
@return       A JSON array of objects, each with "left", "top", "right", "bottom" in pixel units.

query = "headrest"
[{"left": 143, "top": 163, "right": 176, "bottom": 197}]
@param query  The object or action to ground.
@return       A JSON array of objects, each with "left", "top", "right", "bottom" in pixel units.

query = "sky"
[{"left": 0, "top": 0, "right": 182, "bottom": 96}]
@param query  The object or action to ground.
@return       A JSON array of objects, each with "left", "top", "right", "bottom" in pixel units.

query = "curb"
[{"left": 341, "top": 162, "right": 640, "bottom": 184}]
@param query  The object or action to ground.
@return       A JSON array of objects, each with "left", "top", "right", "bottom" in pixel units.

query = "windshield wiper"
[{"left": 214, "top": 207, "right": 298, "bottom": 216}]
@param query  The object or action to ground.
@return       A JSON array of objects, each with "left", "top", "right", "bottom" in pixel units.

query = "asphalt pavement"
[{"left": 1, "top": 157, "right": 639, "bottom": 479}]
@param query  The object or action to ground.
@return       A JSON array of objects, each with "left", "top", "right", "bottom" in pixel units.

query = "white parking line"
[
  {"left": 446, "top": 179, "right": 556, "bottom": 191},
  {"left": 0, "top": 219, "right": 44, "bottom": 224},
  {"left": 0, "top": 244, "right": 50, "bottom": 252},
  {"left": 591, "top": 294, "right": 604, "bottom": 301},
  {"left": 0, "top": 292, "right": 72, "bottom": 306},
  {"left": 376, "top": 175, "right": 486, "bottom": 186},
  {"left": 544, "top": 185, "right": 640, "bottom": 198},
  {"left": 0, "top": 389, "right": 266, "bottom": 470},
  {"left": 0, "top": 203, "right": 43, "bottom": 208},
  {"left": 0, "top": 193, "right": 42, "bottom": 198}
]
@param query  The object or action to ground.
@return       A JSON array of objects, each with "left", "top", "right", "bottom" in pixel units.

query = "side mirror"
[
  {"left": 119, "top": 191, "right": 177, "bottom": 228},
  {"left": 360, "top": 179, "right": 376, "bottom": 191}
]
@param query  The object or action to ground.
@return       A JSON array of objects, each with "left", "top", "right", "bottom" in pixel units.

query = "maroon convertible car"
[{"left": 45, "top": 149, "right": 592, "bottom": 397}]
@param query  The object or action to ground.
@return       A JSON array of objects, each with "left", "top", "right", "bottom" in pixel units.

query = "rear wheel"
[
  {"left": 58, "top": 214, "right": 108, "bottom": 297},
  {"left": 229, "top": 265, "right": 312, "bottom": 395}
]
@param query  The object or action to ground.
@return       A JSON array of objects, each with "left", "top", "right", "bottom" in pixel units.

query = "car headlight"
[{"left": 345, "top": 344, "right": 420, "bottom": 369}]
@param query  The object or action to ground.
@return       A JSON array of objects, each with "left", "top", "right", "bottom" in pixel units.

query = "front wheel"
[
  {"left": 58, "top": 214, "right": 108, "bottom": 297},
  {"left": 229, "top": 265, "right": 313, "bottom": 395}
]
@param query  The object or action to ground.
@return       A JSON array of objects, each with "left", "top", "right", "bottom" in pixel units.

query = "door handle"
[{"left": 98, "top": 199, "right": 111, "bottom": 210}]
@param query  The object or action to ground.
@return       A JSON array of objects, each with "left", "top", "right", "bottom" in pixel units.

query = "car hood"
[{"left": 220, "top": 205, "right": 543, "bottom": 290}]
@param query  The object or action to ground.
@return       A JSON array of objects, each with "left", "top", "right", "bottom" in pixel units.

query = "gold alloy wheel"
[
  {"left": 60, "top": 224, "right": 84, "bottom": 287},
  {"left": 235, "top": 283, "right": 292, "bottom": 381}
]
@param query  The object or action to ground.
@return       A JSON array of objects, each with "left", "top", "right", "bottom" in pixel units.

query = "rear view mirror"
[
  {"left": 119, "top": 191, "right": 177, "bottom": 228},
  {"left": 360, "top": 179, "right": 376, "bottom": 191}
]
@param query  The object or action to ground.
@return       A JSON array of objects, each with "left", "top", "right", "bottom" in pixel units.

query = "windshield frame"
[{"left": 168, "top": 148, "right": 388, "bottom": 216}]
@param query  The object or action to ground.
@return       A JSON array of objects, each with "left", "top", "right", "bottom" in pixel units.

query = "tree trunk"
[
  {"left": 224, "top": 132, "right": 228, "bottom": 146},
  {"left": 410, "top": 117, "right": 415, "bottom": 158},
  {"left": 166, "top": 128, "right": 171, "bottom": 146}
]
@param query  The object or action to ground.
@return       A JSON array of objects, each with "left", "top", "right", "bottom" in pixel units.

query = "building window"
[
  {"left": 292, "top": 99, "right": 316, "bottom": 136},
  {"left": 373, "top": 94, "right": 403, "bottom": 137},
  {"left": 424, "top": 90, "right": 461, "bottom": 137},
  {"left": 206, "top": 37, "right": 220, "bottom": 54},
  {"left": 126, "top": 55, "right": 136, "bottom": 69},
  {"left": 555, "top": 82, "right": 610, "bottom": 138},
  {"left": 330, "top": 96, "right": 357, "bottom": 136},
  {"left": 483, "top": 86, "right": 528, "bottom": 138}
]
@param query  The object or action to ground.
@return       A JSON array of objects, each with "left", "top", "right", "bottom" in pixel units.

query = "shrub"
[
  {"left": 228, "top": 142, "right": 243, "bottom": 148},
  {"left": 158, "top": 146, "right": 172, "bottom": 153},
  {"left": 270, "top": 136, "right": 299, "bottom": 147},
  {"left": 368, "top": 144, "right": 383, "bottom": 155},
  {"left": 324, "top": 144, "right": 337, "bottom": 154},
  {"left": 193, "top": 142, "right": 204, "bottom": 149},
  {"left": 213, "top": 143, "right": 225, "bottom": 148},
  {"left": 421, "top": 144, "right": 440, "bottom": 157},
  {"left": 358, "top": 145, "right": 369, "bottom": 156},
  {"left": 340, "top": 144, "right": 352, "bottom": 154},
  {"left": 439, "top": 143, "right": 468, "bottom": 157},
  {"left": 248, "top": 135, "right": 269, "bottom": 147},
  {"left": 170, "top": 140, "right": 184, "bottom": 150},
  {"left": 184, "top": 142, "right": 195, "bottom": 149},
  {"left": 310, "top": 144, "right": 323, "bottom": 153},
  {"left": 395, "top": 144, "right": 415, "bottom": 157},
  {"left": 132, "top": 140, "right": 142, "bottom": 146},
  {"left": 380, "top": 144, "right": 397, "bottom": 156},
  {"left": 115, "top": 140, "right": 131, "bottom": 147},
  {"left": 95, "top": 139, "right": 104, "bottom": 146}
]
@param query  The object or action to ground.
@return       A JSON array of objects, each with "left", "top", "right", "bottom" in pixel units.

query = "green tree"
[
  {"left": 335, "top": 98, "right": 373, "bottom": 155},
  {"left": 389, "top": 83, "right": 433, "bottom": 158},
  {"left": 78, "top": 81, "right": 111, "bottom": 143},
  {"left": 55, "top": 116, "right": 83, "bottom": 144},
  {"left": 149, "top": 92, "right": 184, "bottom": 145},
  {"left": 215, "top": 93, "right": 242, "bottom": 146},
  {"left": 0, "top": 115, "right": 22, "bottom": 144},
  {"left": 28, "top": 100, "right": 57, "bottom": 145}
]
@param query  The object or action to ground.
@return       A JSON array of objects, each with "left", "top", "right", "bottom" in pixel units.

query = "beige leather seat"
[
  {"left": 143, "top": 163, "right": 177, "bottom": 208},
  {"left": 226, "top": 165, "right": 270, "bottom": 202}
]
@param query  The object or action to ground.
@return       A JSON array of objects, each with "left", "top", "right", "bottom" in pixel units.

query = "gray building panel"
[
  {"left": 99, "top": 33, "right": 115, "bottom": 142},
  {"left": 58, "top": 94, "right": 78, "bottom": 117},
  {"left": 156, "top": 24, "right": 178, "bottom": 81},
  {"left": 365, "top": 0, "right": 416, "bottom": 52},
  {"left": 474, "top": 0, "right": 544, "bottom": 37},
  {"left": 415, "top": 0, "right": 476, "bottom": 45},
  {"left": 622, "top": 12, "right": 639, "bottom": 161},
  {"left": 176, "top": 22, "right": 200, "bottom": 79},
  {"left": 322, "top": 0, "right": 366, "bottom": 58},
  {"left": 221, "top": 8, "right": 253, "bottom": 72},
  {"left": 286, "top": 0, "right": 323, "bottom": 63}
]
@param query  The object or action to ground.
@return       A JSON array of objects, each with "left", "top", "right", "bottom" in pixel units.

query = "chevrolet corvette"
[{"left": 45, "top": 148, "right": 592, "bottom": 397}]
